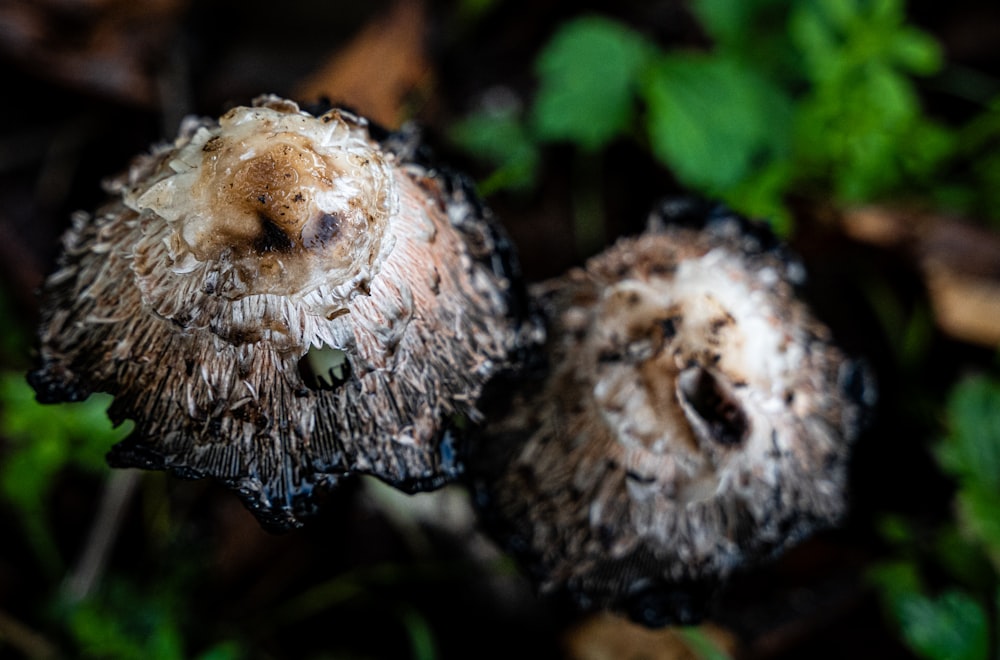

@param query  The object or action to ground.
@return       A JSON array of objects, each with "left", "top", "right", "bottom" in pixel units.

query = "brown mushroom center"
[
  {"left": 153, "top": 118, "right": 395, "bottom": 300},
  {"left": 200, "top": 137, "right": 345, "bottom": 259}
]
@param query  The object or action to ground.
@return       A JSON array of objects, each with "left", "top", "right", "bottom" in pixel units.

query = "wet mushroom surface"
[
  {"left": 28, "top": 95, "right": 538, "bottom": 531},
  {"left": 470, "top": 199, "right": 875, "bottom": 626}
]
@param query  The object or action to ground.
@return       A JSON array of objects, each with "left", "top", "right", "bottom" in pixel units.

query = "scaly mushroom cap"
[
  {"left": 471, "top": 200, "right": 874, "bottom": 626},
  {"left": 30, "top": 96, "right": 535, "bottom": 530}
]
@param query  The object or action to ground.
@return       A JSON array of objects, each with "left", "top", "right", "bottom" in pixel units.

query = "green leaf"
[
  {"left": 876, "top": 515, "right": 915, "bottom": 547},
  {"left": 872, "top": 562, "right": 989, "bottom": 660},
  {"left": 0, "top": 372, "right": 132, "bottom": 574},
  {"left": 642, "top": 54, "right": 793, "bottom": 192},
  {"left": 689, "top": 0, "right": 754, "bottom": 46},
  {"left": 789, "top": 6, "right": 838, "bottom": 80},
  {"left": 890, "top": 27, "right": 943, "bottom": 75},
  {"left": 676, "top": 626, "right": 733, "bottom": 660},
  {"left": 0, "top": 373, "right": 128, "bottom": 512},
  {"left": 955, "top": 484, "right": 1000, "bottom": 565},
  {"left": 932, "top": 525, "right": 995, "bottom": 588},
  {"left": 870, "top": 560, "right": 923, "bottom": 607},
  {"left": 896, "top": 591, "right": 989, "bottom": 660},
  {"left": 719, "top": 160, "right": 795, "bottom": 235},
  {"left": 938, "top": 376, "right": 1000, "bottom": 496},
  {"left": 869, "top": 65, "right": 920, "bottom": 123},
  {"left": 532, "top": 16, "right": 652, "bottom": 150},
  {"left": 450, "top": 108, "right": 540, "bottom": 194},
  {"left": 398, "top": 605, "right": 438, "bottom": 660},
  {"left": 936, "top": 376, "right": 1000, "bottom": 567},
  {"left": 817, "top": 0, "right": 860, "bottom": 33},
  {"left": 67, "top": 584, "right": 168, "bottom": 658}
]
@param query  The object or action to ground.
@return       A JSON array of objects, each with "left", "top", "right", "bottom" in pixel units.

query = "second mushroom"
[{"left": 471, "top": 199, "right": 874, "bottom": 626}]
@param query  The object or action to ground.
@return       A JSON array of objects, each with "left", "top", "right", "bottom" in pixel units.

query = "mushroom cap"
[
  {"left": 29, "top": 96, "right": 538, "bottom": 531},
  {"left": 471, "top": 199, "right": 874, "bottom": 626}
]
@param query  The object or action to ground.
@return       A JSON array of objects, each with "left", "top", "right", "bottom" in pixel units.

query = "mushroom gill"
[
  {"left": 29, "top": 95, "right": 539, "bottom": 531},
  {"left": 470, "top": 199, "right": 875, "bottom": 626}
]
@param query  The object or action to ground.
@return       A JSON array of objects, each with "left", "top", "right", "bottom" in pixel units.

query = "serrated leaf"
[
  {"left": 642, "top": 55, "right": 793, "bottom": 192},
  {"left": 532, "top": 16, "right": 652, "bottom": 150}
]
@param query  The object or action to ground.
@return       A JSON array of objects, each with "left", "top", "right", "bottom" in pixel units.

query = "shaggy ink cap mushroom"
[
  {"left": 29, "top": 95, "right": 539, "bottom": 531},
  {"left": 470, "top": 198, "right": 875, "bottom": 626}
]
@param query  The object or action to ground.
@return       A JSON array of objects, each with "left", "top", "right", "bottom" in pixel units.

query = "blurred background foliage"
[
  {"left": 1, "top": 0, "right": 999, "bottom": 658},
  {"left": 452, "top": 0, "right": 1000, "bottom": 237}
]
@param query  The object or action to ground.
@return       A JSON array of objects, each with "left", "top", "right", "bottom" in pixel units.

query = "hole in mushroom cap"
[
  {"left": 676, "top": 366, "right": 749, "bottom": 447},
  {"left": 298, "top": 345, "right": 352, "bottom": 391}
]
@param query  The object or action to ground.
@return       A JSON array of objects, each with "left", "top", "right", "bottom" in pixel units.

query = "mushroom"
[
  {"left": 29, "top": 95, "right": 539, "bottom": 531},
  {"left": 470, "top": 199, "right": 874, "bottom": 626}
]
